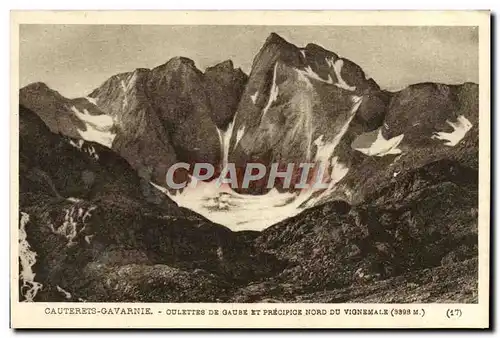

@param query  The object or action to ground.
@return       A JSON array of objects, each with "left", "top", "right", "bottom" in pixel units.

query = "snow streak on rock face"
[
  {"left": 19, "top": 212, "right": 43, "bottom": 302},
  {"left": 295, "top": 57, "right": 357, "bottom": 91},
  {"left": 298, "top": 95, "right": 363, "bottom": 208},
  {"left": 234, "top": 125, "right": 246, "bottom": 151},
  {"left": 315, "top": 96, "right": 363, "bottom": 163},
  {"left": 296, "top": 65, "right": 333, "bottom": 86},
  {"left": 56, "top": 285, "right": 72, "bottom": 300},
  {"left": 432, "top": 115, "right": 473, "bottom": 147},
  {"left": 71, "top": 106, "right": 114, "bottom": 130},
  {"left": 326, "top": 57, "right": 357, "bottom": 91},
  {"left": 260, "top": 63, "right": 280, "bottom": 121},
  {"left": 216, "top": 121, "right": 235, "bottom": 170}
]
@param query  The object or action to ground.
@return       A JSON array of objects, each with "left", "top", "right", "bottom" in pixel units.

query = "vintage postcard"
[{"left": 10, "top": 10, "right": 490, "bottom": 329}]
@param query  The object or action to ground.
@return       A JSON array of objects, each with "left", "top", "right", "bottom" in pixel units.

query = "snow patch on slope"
[
  {"left": 250, "top": 91, "right": 259, "bottom": 104},
  {"left": 85, "top": 96, "right": 98, "bottom": 105},
  {"left": 352, "top": 127, "right": 405, "bottom": 156},
  {"left": 77, "top": 128, "right": 115, "bottom": 149},
  {"left": 69, "top": 105, "right": 116, "bottom": 148},
  {"left": 315, "top": 95, "right": 363, "bottom": 164},
  {"left": 71, "top": 106, "right": 114, "bottom": 130},
  {"left": 431, "top": 115, "right": 473, "bottom": 147}
]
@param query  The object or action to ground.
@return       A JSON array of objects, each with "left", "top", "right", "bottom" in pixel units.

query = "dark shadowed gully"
[{"left": 19, "top": 33, "right": 478, "bottom": 303}]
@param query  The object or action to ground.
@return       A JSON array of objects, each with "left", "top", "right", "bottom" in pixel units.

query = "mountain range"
[{"left": 18, "top": 33, "right": 479, "bottom": 302}]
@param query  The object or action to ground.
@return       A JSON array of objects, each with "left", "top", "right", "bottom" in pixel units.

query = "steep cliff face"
[
  {"left": 205, "top": 60, "right": 248, "bottom": 129},
  {"left": 227, "top": 33, "right": 382, "bottom": 193}
]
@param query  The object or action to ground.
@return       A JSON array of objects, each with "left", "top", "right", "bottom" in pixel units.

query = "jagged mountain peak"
[
  {"left": 132, "top": 67, "right": 150, "bottom": 74},
  {"left": 246, "top": 32, "right": 377, "bottom": 94},
  {"left": 260, "top": 34, "right": 350, "bottom": 67},
  {"left": 22, "top": 81, "right": 51, "bottom": 91},
  {"left": 258, "top": 33, "right": 341, "bottom": 67},
  {"left": 304, "top": 42, "right": 337, "bottom": 55},
  {"left": 87, "top": 71, "right": 133, "bottom": 98},
  {"left": 213, "top": 59, "right": 234, "bottom": 69},
  {"left": 206, "top": 59, "right": 238, "bottom": 73},
  {"left": 265, "top": 32, "right": 291, "bottom": 47},
  {"left": 153, "top": 56, "right": 198, "bottom": 72},
  {"left": 205, "top": 60, "right": 247, "bottom": 85},
  {"left": 21, "top": 82, "right": 65, "bottom": 99}
]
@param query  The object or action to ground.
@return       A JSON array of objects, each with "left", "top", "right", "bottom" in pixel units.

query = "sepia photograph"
[{"left": 10, "top": 10, "right": 490, "bottom": 329}]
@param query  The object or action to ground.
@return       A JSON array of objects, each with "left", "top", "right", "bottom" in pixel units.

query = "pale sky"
[{"left": 19, "top": 25, "right": 478, "bottom": 98}]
